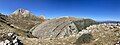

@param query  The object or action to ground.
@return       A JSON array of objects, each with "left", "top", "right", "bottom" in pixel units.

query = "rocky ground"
[
  {"left": 86, "top": 23, "right": 120, "bottom": 45},
  {"left": 0, "top": 9, "right": 120, "bottom": 45},
  {"left": 1, "top": 23, "right": 120, "bottom": 45}
]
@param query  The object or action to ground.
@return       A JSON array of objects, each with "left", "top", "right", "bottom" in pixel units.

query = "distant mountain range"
[{"left": 97, "top": 21, "right": 120, "bottom": 24}]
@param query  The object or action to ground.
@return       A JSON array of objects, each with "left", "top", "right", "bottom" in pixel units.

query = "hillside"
[{"left": 0, "top": 9, "right": 120, "bottom": 45}]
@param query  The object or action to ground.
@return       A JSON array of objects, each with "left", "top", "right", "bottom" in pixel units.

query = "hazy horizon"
[{"left": 0, "top": 0, "right": 120, "bottom": 21}]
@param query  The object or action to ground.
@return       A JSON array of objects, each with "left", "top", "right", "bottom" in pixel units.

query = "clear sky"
[{"left": 0, "top": 0, "right": 120, "bottom": 21}]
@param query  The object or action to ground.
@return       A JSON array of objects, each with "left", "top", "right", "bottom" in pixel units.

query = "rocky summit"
[
  {"left": 0, "top": 8, "right": 120, "bottom": 45},
  {"left": 9, "top": 8, "right": 44, "bottom": 30}
]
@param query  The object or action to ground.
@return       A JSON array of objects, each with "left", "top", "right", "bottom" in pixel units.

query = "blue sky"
[{"left": 0, "top": 0, "right": 120, "bottom": 21}]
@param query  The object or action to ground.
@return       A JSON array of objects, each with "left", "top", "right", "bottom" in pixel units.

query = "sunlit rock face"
[
  {"left": 32, "top": 17, "right": 96, "bottom": 39},
  {"left": 10, "top": 8, "right": 40, "bottom": 21},
  {"left": 11, "top": 8, "right": 32, "bottom": 17},
  {"left": 13, "top": 8, "right": 29, "bottom": 14}
]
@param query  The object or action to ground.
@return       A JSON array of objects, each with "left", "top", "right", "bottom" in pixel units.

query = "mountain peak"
[
  {"left": 12, "top": 8, "right": 31, "bottom": 15},
  {"left": 10, "top": 8, "right": 35, "bottom": 18}
]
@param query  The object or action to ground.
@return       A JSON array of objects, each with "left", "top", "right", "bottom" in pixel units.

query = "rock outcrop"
[{"left": 32, "top": 17, "right": 95, "bottom": 38}]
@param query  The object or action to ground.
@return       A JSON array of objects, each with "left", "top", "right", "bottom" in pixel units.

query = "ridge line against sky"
[{"left": 0, "top": 0, "right": 120, "bottom": 21}]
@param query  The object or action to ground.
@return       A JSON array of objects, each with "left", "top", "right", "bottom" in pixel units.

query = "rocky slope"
[
  {"left": 0, "top": 30, "right": 92, "bottom": 45},
  {"left": 0, "top": 14, "right": 17, "bottom": 34},
  {"left": 22, "top": 23, "right": 120, "bottom": 45},
  {"left": 86, "top": 23, "right": 120, "bottom": 45},
  {"left": 0, "top": 14, "right": 120, "bottom": 45},
  {"left": 0, "top": 9, "right": 45, "bottom": 37}
]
